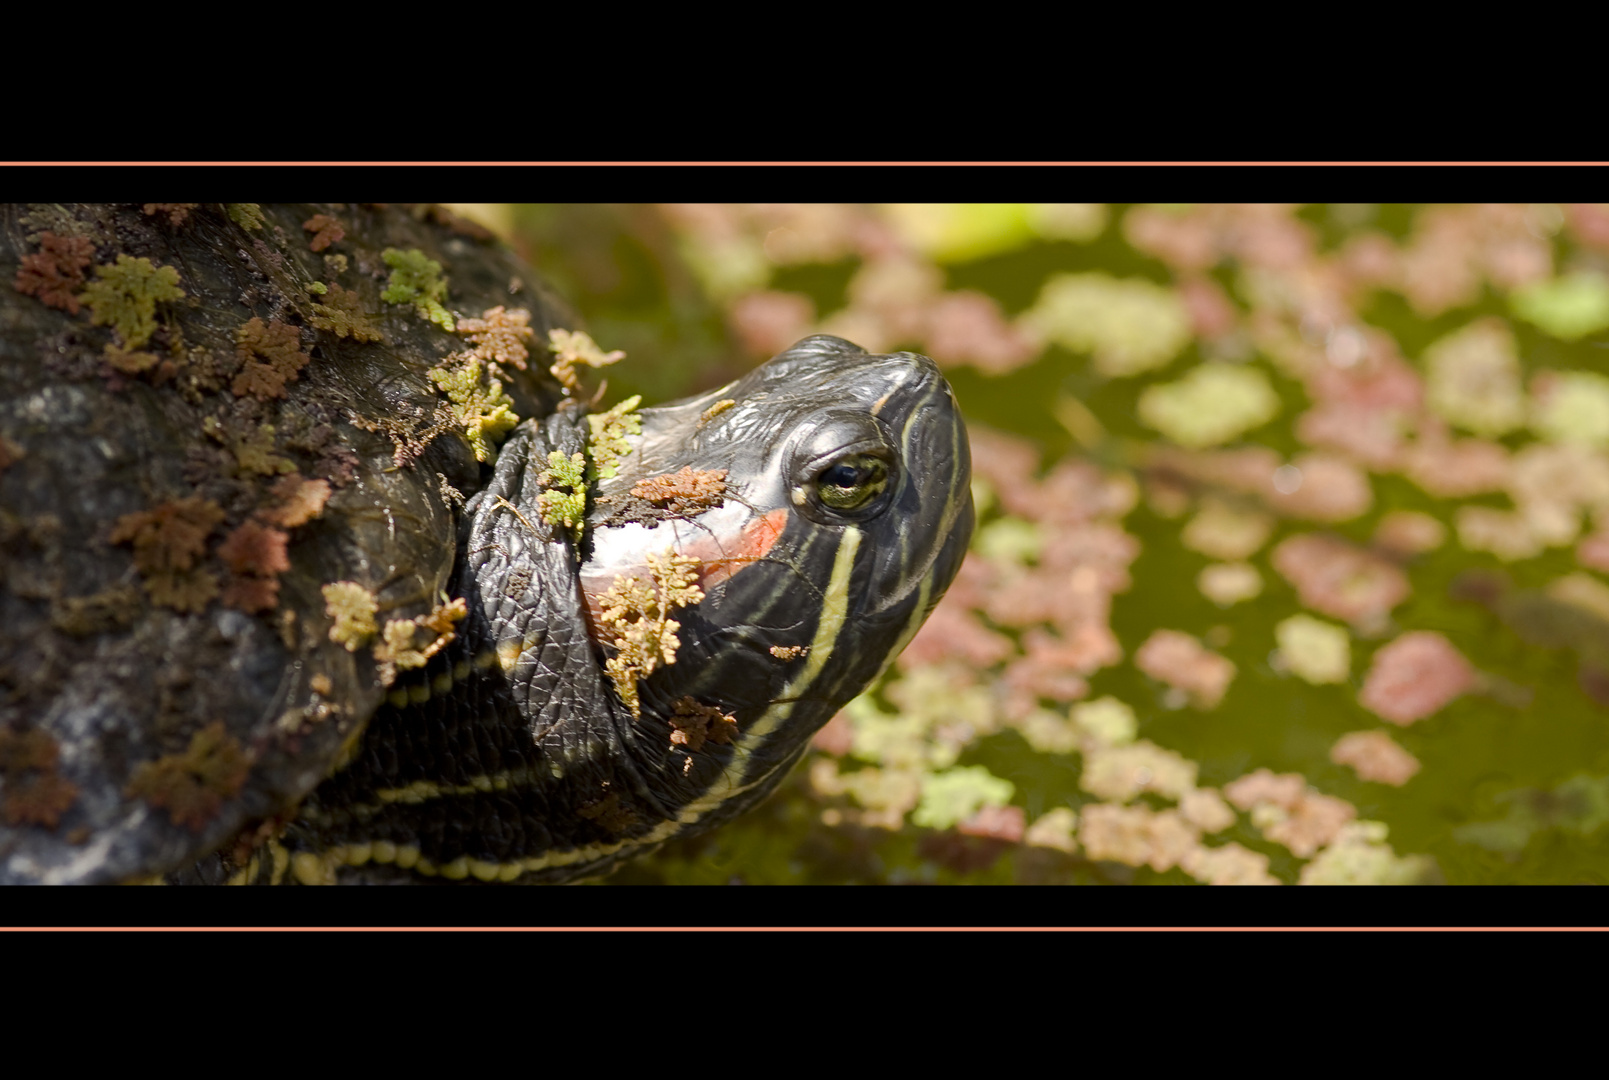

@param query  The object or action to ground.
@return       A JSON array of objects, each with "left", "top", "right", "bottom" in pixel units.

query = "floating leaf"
[
  {"left": 1022, "top": 272, "right": 1192, "bottom": 377},
  {"left": 1070, "top": 697, "right": 1138, "bottom": 747},
  {"left": 1137, "top": 362, "right": 1281, "bottom": 448},
  {"left": 1198, "top": 562, "right": 1262, "bottom": 606},
  {"left": 911, "top": 765, "right": 1015, "bottom": 831},
  {"left": 1275, "top": 614, "right": 1351, "bottom": 685},
  {"left": 1297, "top": 822, "right": 1438, "bottom": 884},
  {"left": 883, "top": 203, "right": 1035, "bottom": 263},
  {"left": 1330, "top": 731, "right": 1421, "bottom": 786},
  {"left": 1530, "top": 369, "right": 1609, "bottom": 447},
  {"left": 1358, "top": 631, "right": 1475, "bottom": 725},
  {"left": 1510, "top": 270, "right": 1609, "bottom": 341},
  {"left": 1422, "top": 318, "right": 1525, "bottom": 437}
]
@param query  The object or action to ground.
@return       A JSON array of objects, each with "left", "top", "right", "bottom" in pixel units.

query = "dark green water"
[{"left": 501, "top": 203, "right": 1609, "bottom": 885}]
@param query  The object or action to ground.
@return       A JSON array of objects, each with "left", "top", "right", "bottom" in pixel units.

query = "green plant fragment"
[
  {"left": 232, "top": 318, "right": 311, "bottom": 402},
  {"left": 1297, "top": 822, "right": 1440, "bottom": 885},
  {"left": 1422, "top": 318, "right": 1525, "bottom": 437},
  {"left": 598, "top": 551, "right": 704, "bottom": 718},
  {"left": 219, "top": 422, "right": 297, "bottom": 476},
  {"left": 974, "top": 516, "right": 1042, "bottom": 565},
  {"left": 1510, "top": 270, "right": 1609, "bottom": 341},
  {"left": 380, "top": 247, "right": 454, "bottom": 331},
  {"left": 549, "top": 328, "right": 625, "bottom": 391},
  {"left": 911, "top": 765, "right": 1015, "bottom": 830},
  {"left": 109, "top": 496, "right": 225, "bottom": 612},
  {"left": 79, "top": 254, "right": 184, "bottom": 351},
  {"left": 586, "top": 395, "right": 642, "bottom": 480},
  {"left": 1020, "top": 271, "right": 1190, "bottom": 377},
  {"left": 0, "top": 728, "right": 78, "bottom": 828},
  {"left": 375, "top": 619, "right": 429, "bottom": 671},
  {"left": 1081, "top": 740, "right": 1198, "bottom": 802},
  {"left": 537, "top": 450, "right": 587, "bottom": 541},
  {"left": 1197, "top": 562, "right": 1262, "bottom": 606},
  {"left": 1137, "top": 362, "right": 1280, "bottom": 448},
  {"left": 1275, "top": 614, "right": 1351, "bottom": 685},
  {"left": 849, "top": 699, "right": 960, "bottom": 771},
  {"left": 1531, "top": 370, "right": 1609, "bottom": 447},
  {"left": 226, "top": 203, "right": 265, "bottom": 231},
  {"left": 1070, "top": 696, "right": 1138, "bottom": 747},
  {"left": 323, "top": 581, "right": 378, "bottom": 651},
  {"left": 308, "top": 283, "right": 385, "bottom": 343},
  {"left": 125, "top": 721, "right": 250, "bottom": 832},
  {"left": 884, "top": 203, "right": 1037, "bottom": 263},
  {"left": 428, "top": 355, "right": 518, "bottom": 463}
]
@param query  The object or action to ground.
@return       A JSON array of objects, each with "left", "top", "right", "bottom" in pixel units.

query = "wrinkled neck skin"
[
  {"left": 451, "top": 409, "right": 728, "bottom": 838},
  {"left": 460, "top": 412, "right": 645, "bottom": 782},
  {"left": 258, "top": 336, "right": 971, "bottom": 884}
]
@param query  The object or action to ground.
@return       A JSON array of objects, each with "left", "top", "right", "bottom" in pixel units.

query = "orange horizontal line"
[{"left": 5, "top": 160, "right": 1604, "bottom": 167}]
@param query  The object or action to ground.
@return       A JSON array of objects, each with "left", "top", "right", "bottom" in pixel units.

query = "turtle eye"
[{"left": 815, "top": 453, "right": 889, "bottom": 511}]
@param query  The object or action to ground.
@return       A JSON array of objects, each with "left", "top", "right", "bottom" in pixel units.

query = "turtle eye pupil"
[{"left": 815, "top": 453, "right": 889, "bottom": 511}]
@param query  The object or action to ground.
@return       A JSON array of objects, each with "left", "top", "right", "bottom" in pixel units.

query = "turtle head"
[{"left": 580, "top": 335, "right": 972, "bottom": 805}]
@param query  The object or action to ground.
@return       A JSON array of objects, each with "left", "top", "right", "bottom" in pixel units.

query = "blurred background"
[{"left": 447, "top": 203, "right": 1609, "bottom": 885}]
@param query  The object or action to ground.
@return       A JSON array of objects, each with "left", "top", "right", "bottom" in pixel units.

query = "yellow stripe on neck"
[{"left": 676, "top": 525, "right": 862, "bottom": 821}]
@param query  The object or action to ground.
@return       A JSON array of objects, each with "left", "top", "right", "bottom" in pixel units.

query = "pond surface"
[{"left": 485, "top": 203, "right": 1609, "bottom": 885}]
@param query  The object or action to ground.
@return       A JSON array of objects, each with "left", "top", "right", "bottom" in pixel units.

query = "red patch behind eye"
[{"left": 691, "top": 507, "right": 789, "bottom": 589}]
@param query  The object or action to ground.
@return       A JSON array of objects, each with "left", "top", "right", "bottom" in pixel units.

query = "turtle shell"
[{"left": 0, "top": 203, "right": 575, "bottom": 884}]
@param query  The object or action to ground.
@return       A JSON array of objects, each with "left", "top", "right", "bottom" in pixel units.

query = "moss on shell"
[
  {"left": 381, "top": 247, "right": 454, "bottom": 331},
  {"left": 323, "top": 581, "right": 379, "bottom": 651},
  {"left": 125, "top": 722, "right": 251, "bottom": 832},
  {"left": 427, "top": 354, "right": 518, "bottom": 463},
  {"left": 79, "top": 254, "right": 184, "bottom": 352}
]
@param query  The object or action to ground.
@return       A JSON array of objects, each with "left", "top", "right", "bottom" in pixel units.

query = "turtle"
[{"left": 0, "top": 203, "right": 973, "bottom": 884}]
